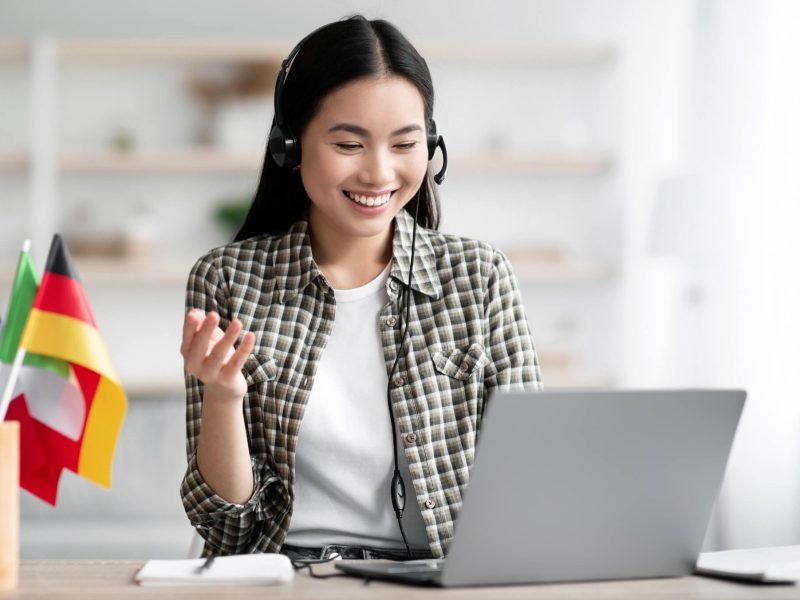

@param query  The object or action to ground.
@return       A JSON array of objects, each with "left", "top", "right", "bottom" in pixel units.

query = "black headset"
[{"left": 267, "top": 29, "right": 448, "bottom": 184}]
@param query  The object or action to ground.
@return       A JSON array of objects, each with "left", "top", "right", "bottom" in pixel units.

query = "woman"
[{"left": 180, "top": 15, "right": 542, "bottom": 561}]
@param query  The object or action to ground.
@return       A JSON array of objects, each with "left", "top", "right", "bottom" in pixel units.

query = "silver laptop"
[{"left": 336, "top": 389, "right": 745, "bottom": 586}]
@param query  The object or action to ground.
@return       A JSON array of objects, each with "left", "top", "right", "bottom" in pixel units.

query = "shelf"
[
  {"left": 0, "top": 38, "right": 615, "bottom": 67},
  {"left": 424, "top": 43, "right": 616, "bottom": 66},
  {"left": 121, "top": 379, "right": 185, "bottom": 398},
  {"left": 451, "top": 151, "right": 613, "bottom": 176},
  {"left": 505, "top": 248, "right": 614, "bottom": 284},
  {"left": 54, "top": 149, "right": 610, "bottom": 176},
  {"left": 73, "top": 257, "right": 193, "bottom": 286},
  {"left": 58, "top": 39, "right": 288, "bottom": 64},
  {"left": 0, "top": 257, "right": 194, "bottom": 288},
  {"left": 0, "top": 151, "right": 28, "bottom": 173},
  {"left": 0, "top": 41, "right": 27, "bottom": 63},
  {"left": 514, "top": 262, "right": 613, "bottom": 285},
  {"left": 60, "top": 149, "right": 262, "bottom": 174}
]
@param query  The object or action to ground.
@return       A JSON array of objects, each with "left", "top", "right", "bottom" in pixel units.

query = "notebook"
[
  {"left": 135, "top": 553, "right": 294, "bottom": 586},
  {"left": 336, "top": 389, "right": 746, "bottom": 586},
  {"left": 696, "top": 545, "right": 800, "bottom": 583}
]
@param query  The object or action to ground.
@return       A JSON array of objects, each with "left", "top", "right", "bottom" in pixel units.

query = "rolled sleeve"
[
  {"left": 482, "top": 249, "right": 543, "bottom": 394},
  {"left": 180, "top": 253, "right": 287, "bottom": 555}
]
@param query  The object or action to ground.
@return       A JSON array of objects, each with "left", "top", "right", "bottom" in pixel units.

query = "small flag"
[{"left": 1, "top": 236, "right": 127, "bottom": 504}]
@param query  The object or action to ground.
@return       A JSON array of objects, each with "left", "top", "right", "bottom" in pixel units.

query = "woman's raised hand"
[{"left": 181, "top": 310, "right": 256, "bottom": 403}]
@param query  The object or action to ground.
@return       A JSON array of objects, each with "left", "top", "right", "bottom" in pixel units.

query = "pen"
[{"left": 195, "top": 556, "right": 215, "bottom": 575}]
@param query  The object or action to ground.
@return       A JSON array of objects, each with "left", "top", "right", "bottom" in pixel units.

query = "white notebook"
[
  {"left": 135, "top": 553, "right": 294, "bottom": 586},
  {"left": 696, "top": 545, "right": 800, "bottom": 583}
]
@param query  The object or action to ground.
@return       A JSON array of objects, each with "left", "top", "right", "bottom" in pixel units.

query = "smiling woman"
[
  {"left": 300, "top": 76, "right": 429, "bottom": 278},
  {"left": 179, "top": 14, "right": 542, "bottom": 562}
]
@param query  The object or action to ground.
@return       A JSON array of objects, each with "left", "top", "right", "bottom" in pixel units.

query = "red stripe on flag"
[
  {"left": 32, "top": 272, "right": 97, "bottom": 327},
  {"left": 6, "top": 395, "right": 66, "bottom": 505}
]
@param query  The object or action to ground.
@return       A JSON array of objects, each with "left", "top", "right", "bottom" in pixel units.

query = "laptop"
[{"left": 335, "top": 389, "right": 745, "bottom": 587}]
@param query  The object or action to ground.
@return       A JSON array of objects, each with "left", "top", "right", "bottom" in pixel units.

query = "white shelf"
[
  {"left": 0, "top": 257, "right": 194, "bottom": 287},
  {"left": 60, "top": 149, "right": 262, "bottom": 174},
  {"left": 57, "top": 39, "right": 288, "bottom": 64},
  {"left": 0, "top": 151, "right": 28, "bottom": 172},
  {"left": 1, "top": 38, "right": 615, "bottom": 67},
  {"left": 515, "top": 262, "right": 613, "bottom": 284},
  {"left": 425, "top": 43, "right": 616, "bottom": 66},
  {"left": 0, "top": 40, "right": 27, "bottom": 63},
  {"left": 452, "top": 151, "right": 613, "bottom": 176},
  {"left": 52, "top": 149, "right": 611, "bottom": 177},
  {"left": 74, "top": 257, "right": 194, "bottom": 286}
]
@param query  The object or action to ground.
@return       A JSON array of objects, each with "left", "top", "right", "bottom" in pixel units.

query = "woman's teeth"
[{"left": 345, "top": 191, "right": 392, "bottom": 207}]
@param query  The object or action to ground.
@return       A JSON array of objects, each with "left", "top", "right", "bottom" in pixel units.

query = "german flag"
[{"left": 6, "top": 235, "right": 127, "bottom": 503}]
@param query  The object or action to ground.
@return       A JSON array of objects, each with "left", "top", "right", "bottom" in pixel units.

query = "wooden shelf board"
[
  {"left": 56, "top": 149, "right": 611, "bottom": 176},
  {"left": 73, "top": 257, "right": 193, "bottom": 286},
  {"left": 0, "top": 38, "right": 615, "bottom": 66},
  {"left": 1, "top": 257, "right": 193, "bottom": 287},
  {"left": 60, "top": 149, "right": 262, "bottom": 174},
  {"left": 0, "top": 151, "right": 28, "bottom": 172},
  {"left": 425, "top": 43, "right": 616, "bottom": 65},
  {"left": 57, "top": 39, "right": 289, "bottom": 64},
  {"left": 453, "top": 151, "right": 613, "bottom": 175},
  {"left": 0, "top": 40, "right": 28, "bottom": 63},
  {"left": 512, "top": 262, "right": 614, "bottom": 284}
]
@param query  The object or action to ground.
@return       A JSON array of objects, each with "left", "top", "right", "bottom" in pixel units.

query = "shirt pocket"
[
  {"left": 431, "top": 343, "right": 489, "bottom": 382},
  {"left": 243, "top": 354, "right": 278, "bottom": 386},
  {"left": 242, "top": 353, "right": 282, "bottom": 443}
]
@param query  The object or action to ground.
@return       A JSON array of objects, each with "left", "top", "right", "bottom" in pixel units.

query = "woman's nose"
[{"left": 360, "top": 149, "right": 394, "bottom": 186}]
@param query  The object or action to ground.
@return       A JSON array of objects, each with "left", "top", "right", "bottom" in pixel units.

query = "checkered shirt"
[{"left": 181, "top": 209, "right": 543, "bottom": 558}]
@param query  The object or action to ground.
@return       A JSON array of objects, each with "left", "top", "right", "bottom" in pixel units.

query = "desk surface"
[{"left": 3, "top": 560, "right": 799, "bottom": 599}]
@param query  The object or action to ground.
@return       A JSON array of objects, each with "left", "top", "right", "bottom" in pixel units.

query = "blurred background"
[{"left": 1, "top": 0, "right": 798, "bottom": 559}]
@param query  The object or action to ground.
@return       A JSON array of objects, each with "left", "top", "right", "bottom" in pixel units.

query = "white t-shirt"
[{"left": 284, "top": 264, "right": 429, "bottom": 549}]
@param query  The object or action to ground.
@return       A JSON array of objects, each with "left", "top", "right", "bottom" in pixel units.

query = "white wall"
[{"left": 4, "top": 0, "right": 798, "bottom": 555}]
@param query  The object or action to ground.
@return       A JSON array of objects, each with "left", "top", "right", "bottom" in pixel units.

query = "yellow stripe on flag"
[
  {"left": 20, "top": 309, "right": 121, "bottom": 384},
  {"left": 78, "top": 376, "right": 127, "bottom": 487},
  {"left": 21, "top": 307, "right": 128, "bottom": 487}
]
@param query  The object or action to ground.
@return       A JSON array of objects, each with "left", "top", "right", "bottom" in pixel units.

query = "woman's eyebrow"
[{"left": 327, "top": 123, "right": 423, "bottom": 136}]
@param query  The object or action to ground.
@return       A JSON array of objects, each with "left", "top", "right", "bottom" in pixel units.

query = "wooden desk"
[{"left": 2, "top": 560, "right": 798, "bottom": 599}]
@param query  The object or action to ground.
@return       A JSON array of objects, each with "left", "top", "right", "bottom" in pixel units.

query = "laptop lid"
[{"left": 439, "top": 389, "right": 745, "bottom": 587}]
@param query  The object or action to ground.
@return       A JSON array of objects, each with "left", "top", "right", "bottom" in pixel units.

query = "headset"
[
  {"left": 267, "top": 28, "right": 448, "bottom": 184},
  {"left": 270, "top": 24, "right": 447, "bottom": 557}
]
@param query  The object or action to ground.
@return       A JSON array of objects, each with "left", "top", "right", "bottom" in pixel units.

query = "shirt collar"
[
  {"left": 273, "top": 208, "right": 441, "bottom": 303},
  {"left": 390, "top": 208, "right": 441, "bottom": 300}
]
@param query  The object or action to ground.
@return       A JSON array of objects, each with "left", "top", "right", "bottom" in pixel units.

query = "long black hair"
[{"left": 234, "top": 15, "right": 440, "bottom": 242}]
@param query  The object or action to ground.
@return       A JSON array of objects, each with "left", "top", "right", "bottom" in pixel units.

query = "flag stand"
[
  {"left": 0, "top": 420, "right": 19, "bottom": 590},
  {"left": 0, "top": 346, "right": 26, "bottom": 422}
]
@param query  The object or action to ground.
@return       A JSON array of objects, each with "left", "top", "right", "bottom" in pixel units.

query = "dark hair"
[{"left": 234, "top": 15, "right": 440, "bottom": 242}]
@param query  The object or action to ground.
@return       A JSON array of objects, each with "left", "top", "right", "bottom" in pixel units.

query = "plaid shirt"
[{"left": 181, "top": 209, "right": 543, "bottom": 558}]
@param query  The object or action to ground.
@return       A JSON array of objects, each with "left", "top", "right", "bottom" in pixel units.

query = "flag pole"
[{"left": 0, "top": 240, "right": 32, "bottom": 422}]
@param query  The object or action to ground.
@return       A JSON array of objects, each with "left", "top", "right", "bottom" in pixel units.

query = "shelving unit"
[{"left": 0, "top": 35, "right": 622, "bottom": 391}]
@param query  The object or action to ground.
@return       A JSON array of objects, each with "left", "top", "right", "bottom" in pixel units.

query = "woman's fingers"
[
  {"left": 184, "top": 312, "right": 220, "bottom": 372},
  {"left": 204, "top": 319, "right": 242, "bottom": 371},
  {"left": 223, "top": 331, "right": 256, "bottom": 378},
  {"left": 180, "top": 309, "right": 205, "bottom": 356}
]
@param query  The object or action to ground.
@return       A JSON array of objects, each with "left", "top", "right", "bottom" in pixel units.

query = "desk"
[{"left": 3, "top": 560, "right": 798, "bottom": 599}]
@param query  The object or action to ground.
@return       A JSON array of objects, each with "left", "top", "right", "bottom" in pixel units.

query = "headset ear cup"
[
  {"left": 268, "top": 123, "right": 287, "bottom": 167},
  {"left": 268, "top": 123, "right": 300, "bottom": 169},
  {"left": 427, "top": 120, "right": 439, "bottom": 160}
]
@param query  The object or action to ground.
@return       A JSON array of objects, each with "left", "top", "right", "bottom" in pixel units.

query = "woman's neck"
[{"left": 308, "top": 219, "right": 393, "bottom": 290}]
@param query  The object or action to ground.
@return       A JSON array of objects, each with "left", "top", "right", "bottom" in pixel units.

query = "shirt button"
[
  {"left": 303, "top": 376, "right": 309, "bottom": 387},
  {"left": 392, "top": 376, "right": 405, "bottom": 388},
  {"left": 386, "top": 316, "right": 398, "bottom": 327},
  {"left": 425, "top": 498, "right": 436, "bottom": 509},
  {"left": 405, "top": 432, "right": 417, "bottom": 444},
  {"left": 389, "top": 280, "right": 398, "bottom": 291},
  {"left": 459, "top": 363, "right": 470, "bottom": 373}
]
